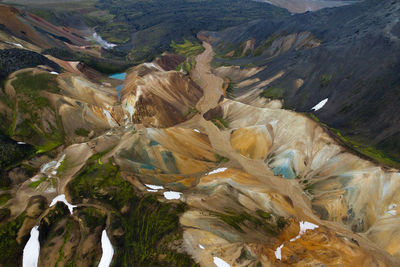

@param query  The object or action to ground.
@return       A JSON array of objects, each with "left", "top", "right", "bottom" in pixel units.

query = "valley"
[{"left": 0, "top": 0, "right": 399, "bottom": 266}]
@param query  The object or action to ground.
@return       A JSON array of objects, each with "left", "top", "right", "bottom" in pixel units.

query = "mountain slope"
[{"left": 202, "top": 0, "right": 400, "bottom": 167}]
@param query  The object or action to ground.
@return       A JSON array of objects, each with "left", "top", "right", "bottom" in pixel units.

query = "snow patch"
[
  {"left": 40, "top": 154, "right": 65, "bottom": 176},
  {"left": 163, "top": 191, "right": 182, "bottom": 200},
  {"left": 6, "top": 41, "right": 23, "bottom": 48},
  {"left": 290, "top": 221, "right": 319, "bottom": 242},
  {"left": 274, "top": 244, "right": 284, "bottom": 260},
  {"left": 275, "top": 221, "right": 319, "bottom": 260},
  {"left": 18, "top": 141, "right": 26, "bottom": 144},
  {"left": 147, "top": 189, "right": 158, "bottom": 192},
  {"left": 50, "top": 71, "right": 59, "bottom": 75},
  {"left": 50, "top": 194, "right": 76, "bottom": 214},
  {"left": 23, "top": 226, "right": 40, "bottom": 267},
  {"left": 98, "top": 230, "right": 114, "bottom": 267},
  {"left": 145, "top": 184, "right": 164, "bottom": 190},
  {"left": 193, "top": 129, "right": 200, "bottom": 133},
  {"left": 206, "top": 168, "right": 227, "bottom": 176},
  {"left": 213, "top": 257, "right": 230, "bottom": 267},
  {"left": 199, "top": 244, "right": 205, "bottom": 249},
  {"left": 311, "top": 98, "right": 328, "bottom": 111},
  {"left": 103, "top": 108, "right": 117, "bottom": 127},
  {"left": 93, "top": 32, "right": 117, "bottom": 50}
]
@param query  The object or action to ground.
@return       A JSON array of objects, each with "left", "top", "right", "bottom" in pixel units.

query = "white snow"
[
  {"left": 103, "top": 109, "right": 117, "bottom": 127},
  {"left": 145, "top": 184, "right": 164, "bottom": 190},
  {"left": 290, "top": 221, "right": 319, "bottom": 242},
  {"left": 147, "top": 189, "right": 158, "bottom": 192},
  {"left": 93, "top": 32, "right": 117, "bottom": 50},
  {"left": 386, "top": 210, "right": 397, "bottom": 216},
  {"left": 274, "top": 244, "right": 284, "bottom": 260},
  {"left": 50, "top": 194, "right": 77, "bottom": 214},
  {"left": 193, "top": 129, "right": 200, "bottom": 133},
  {"left": 50, "top": 71, "right": 59, "bottom": 75},
  {"left": 6, "top": 41, "right": 23, "bottom": 48},
  {"left": 311, "top": 98, "right": 328, "bottom": 111},
  {"left": 163, "top": 191, "right": 182, "bottom": 200},
  {"left": 276, "top": 221, "right": 319, "bottom": 260},
  {"left": 206, "top": 168, "right": 227, "bottom": 176},
  {"left": 40, "top": 160, "right": 57, "bottom": 174},
  {"left": 18, "top": 141, "right": 26, "bottom": 144},
  {"left": 199, "top": 244, "right": 205, "bottom": 249},
  {"left": 386, "top": 204, "right": 397, "bottom": 216},
  {"left": 98, "top": 230, "right": 114, "bottom": 267},
  {"left": 213, "top": 257, "right": 230, "bottom": 267},
  {"left": 40, "top": 154, "right": 65, "bottom": 176},
  {"left": 23, "top": 226, "right": 40, "bottom": 267}
]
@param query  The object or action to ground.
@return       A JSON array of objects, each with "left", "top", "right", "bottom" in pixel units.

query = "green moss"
[
  {"left": 210, "top": 210, "right": 283, "bottom": 236},
  {"left": 183, "top": 107, "right": 199, "bottom": 117},
  {"left": 79, "top": 207, "right": 106, "bottom": 229},
  {"left": 225, "top": 78, "right": 235, "bottom": 97},
  {"left": 36, "top": 139, "right": 63, "bottom": 154},
  {"left": 12, "top": 71, "right": 59, "bottom": 109},
  {"left": 261, "top": 87, "right": 285, "bottom": 100},
  {"left": 254, "top": 35, "right": 278, "bottom": 56},
  {"left": 29, "top": 177, "right": 47, "bottom": 188},
  {"left": 55, "top": 220, "right": 72, "bottom": 267},
  {"left": 211, "top": 116, "right": 229, "bottom": 129},
  {"left": 319, "top": 73, "right": 332, "bottom": 87},
  {"left": 215, "top": 154, "right": 229, "bottom": 163},
  {"left": 256, "top": 210, "right": 271, "bottom": 220},
  {"left": 0, "top": 194, "right": 11, "bottom": 206},
  {"left": 0, "top": 212, "right": 26, "bottom": 266},
  {"left": 74, "top": 128, "right": 90, "bottom": 137},
  {"left": 171, "top": 39, "right": 204, "bottom": 57},
  {"left": 67, "top": 156, "right": 198, "bottom": 266}
]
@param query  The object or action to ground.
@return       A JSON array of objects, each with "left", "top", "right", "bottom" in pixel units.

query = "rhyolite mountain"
[
  {"left": 203, "top": 0, "right": 400, "bottom": 167},
  {"left": 0, "top": 0, "right": 400, "bottom": 266}
]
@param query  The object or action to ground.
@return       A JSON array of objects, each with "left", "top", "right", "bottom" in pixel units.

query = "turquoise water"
[
  {"left": 109, "top": 72, "right": 126, "bottom": 80},
  {"left": 109, "top": 72, "right": 126, "bottom": 100}
]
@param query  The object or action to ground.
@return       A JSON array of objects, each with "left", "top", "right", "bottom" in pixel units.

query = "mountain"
[
  {"left": 202, "top": 0, "right": 400, "bottom": 167},
  {"left": 0, "top": 0, "right": 400, "bottom": 266},
  {"left": 258, "top": 0, "right": 357, "bottom": 13}
]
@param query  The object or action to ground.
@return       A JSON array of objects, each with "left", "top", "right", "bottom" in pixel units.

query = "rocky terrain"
[
  {"left": 202, "top": 0, "right": 400, "bottom": 168},
  {"left": 0, "top": 0, "right": 399, "bottom": 267}
]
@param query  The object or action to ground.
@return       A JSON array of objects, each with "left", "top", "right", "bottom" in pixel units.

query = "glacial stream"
[{"left": 109, "top": 72, "right": 126, "bottom": 101}]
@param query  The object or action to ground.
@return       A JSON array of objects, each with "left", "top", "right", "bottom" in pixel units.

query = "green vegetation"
[
  {"left": 331, "top": 129, "right": 400, "bottom": 168},
  {"left": 319, "top": 73, "right": 333, "bottom": 87},
  {"left": 29, "top": 177, "right": 47, "bottom": 188},
  {"left": 210, "top": 210, "right": 286, "bottom": 236},
  {"left": 67, "top": 155, "right": 198, "bottom": 266},
  {"left": 0, "top": 213, "right": 26, "bottom": 266},
  {"left": 225, "top": 78, "right": 235, "bottom": 97},
  {"left": 12, "top": 71, "right": 59, "bottom": 107},
  {"left": 304, "top": 112, "right": 400, "bottom": 168},
  {"left": 183, "top": 107, "right": 199, "bottom": 117},
  {"left": 256, "top": 209, "right": 272, "bottom": 220},
  {"left": 92, "top": 0, "right": 289, "bottom": 63},
  {"left": 0, "top": 132, "right": 35, "bottom": 174},
  {"left": 74, "top": 127, "right": 90, "bottom": 137},
  {"left": 171, "top": 40, "right": 204, "bottom": 57},
  {"left": 212, "top": 116, "right": 229, "bottom": 129},
  {"left": 79, "top": 207, "right": 106, "bottom": 229},
  {"left": 261, "top": 87, "right": 286, "bottom": 99},
  {"left": 0, "top": 194, "right": 11, "bottom": 206},
  {"left": 8, "top": 71, "right": 65, "bottom": 153},
  {"left": 215, "top": 154, "right": 229, "bottom": 163},
  {"left": 254, "top": 35, "right": 278, "bottom": 56},
  {"left": 55, "top": 220, "right": 71, "bottom": 267}
]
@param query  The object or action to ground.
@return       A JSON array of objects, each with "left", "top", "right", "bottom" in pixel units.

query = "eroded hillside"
[{"left": 0, "top": 37, "right": 399, "bottom": 266}]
